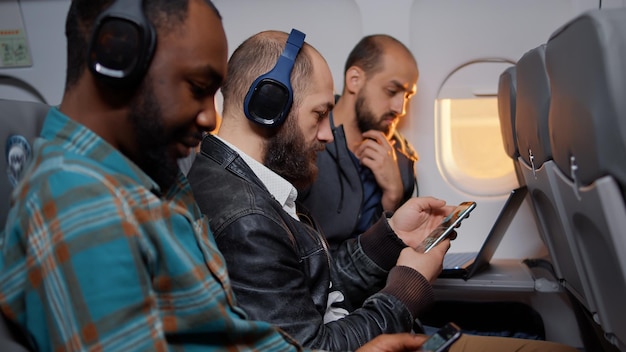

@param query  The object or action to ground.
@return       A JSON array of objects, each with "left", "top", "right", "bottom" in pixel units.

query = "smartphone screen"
[
  {"left": 416, "top": 201, "right": 476, "bottom": 253},
  {"left": 421, "top": 322, "right": 462, "bottom": 352}
]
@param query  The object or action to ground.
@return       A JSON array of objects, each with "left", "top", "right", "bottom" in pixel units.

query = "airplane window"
[
  {"left": 435, "top": 61, "right": 518, "bottom": 196},
  {"left": 408, "top": 0, "right": 584, "bottom": 198}
]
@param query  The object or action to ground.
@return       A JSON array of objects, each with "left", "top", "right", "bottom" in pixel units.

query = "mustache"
[
  {"left": 311, "top": 142, "right": 326, "bottom": 154},
  {"left": 382, "top": 112, "right": 398, "bottom": 120}
]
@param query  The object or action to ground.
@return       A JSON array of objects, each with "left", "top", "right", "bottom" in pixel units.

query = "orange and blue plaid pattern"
[{"left": 0, "top": 108, "right": 307, "bottom": 352}]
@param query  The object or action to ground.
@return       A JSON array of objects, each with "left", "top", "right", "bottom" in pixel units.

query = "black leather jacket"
[
  {"left": 187, "top": 135, "right": 433, "bottom": 351},
  {"left": 298, "top": 120, "right": 418, "bottom": 252}
]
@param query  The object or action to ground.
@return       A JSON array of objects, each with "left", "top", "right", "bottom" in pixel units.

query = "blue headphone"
[
  {"left": 87, "top": 0, "right": 156, "bottom": 86},
  {"left": 243, "top": 28, "right": 305, "bottom": 127}
]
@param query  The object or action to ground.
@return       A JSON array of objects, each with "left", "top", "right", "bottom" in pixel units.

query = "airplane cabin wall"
[
  {"left": 0, "top": 0, "right": 68, "bottom": 105},
  {"left": 357, "top": 0, "right": 625, "bottom": 259},
  {"left": 414, "top": 0, "right": 623, "bottom": 259},
  {"left": 1, "top": 0, "right": 625, "bottom": 260},
  {"left": 406, "top": 0, "right": 597, "bottom": 259}
]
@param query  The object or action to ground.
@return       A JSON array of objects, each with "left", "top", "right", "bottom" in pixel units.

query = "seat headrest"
[
  {"left": 515, "top": 44, "right": 552, "bottom": 169},
  {"left": 1, "top": 99, "right": 49, "bottom": 228},
  {"left": 497, "top": 66, "right": 518, "bottom": 159},
  {"left": 546, "top": 8, "right": 626, "bottom": 188}
]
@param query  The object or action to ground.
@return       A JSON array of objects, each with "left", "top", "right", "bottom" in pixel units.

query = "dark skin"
[{"left": 60, "top": 0, "right": 228, "bottom": 190}]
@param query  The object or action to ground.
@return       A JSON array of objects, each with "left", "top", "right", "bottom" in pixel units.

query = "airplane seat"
[
  {"left": 496, "top": 66, "right": 524, "bottom": 184},
  {"left": 424, "top": 64, "right": 547, "bottom": 345},
  {"left": 513, "top": 45, "right": 594, "bottom": 314},
  {"left": 0, "top": 98, "right": 47, "bottom": 352},
  {"left": 0, "top": 316, "right": 32, "bottom": 352},
  {"left": 0, "top": 98, "right": 48, "bottom": 228},
  {"left": 546, "top": 7, "right": 626, "bottom": 350}
]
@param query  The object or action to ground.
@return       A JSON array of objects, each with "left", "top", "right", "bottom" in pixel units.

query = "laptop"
[{"left": 438, "top": 186, "right": 528, "bottom": 280}]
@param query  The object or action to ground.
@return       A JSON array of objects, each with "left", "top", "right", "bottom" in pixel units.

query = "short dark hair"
[
  {"left": 343, "top": 34, "right": 414, "bottom": 78},
  {"left": 64, "top": 0, "right": 220, "bottom": 90},
  {"left": 221, "top": 31, "right": 313, "bottom": 120}
]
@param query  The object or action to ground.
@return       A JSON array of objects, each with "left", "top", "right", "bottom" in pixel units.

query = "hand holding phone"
[
  {"left": 415, "top": 201, "right": 476, "bottom": 253},
  {"left": 420, "top": 322, "right": 462, "bottom": 352}
]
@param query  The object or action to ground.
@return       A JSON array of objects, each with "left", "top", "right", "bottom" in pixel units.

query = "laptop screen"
[{"left": 442, "top": 186, "right": 528, "bottom": 279}]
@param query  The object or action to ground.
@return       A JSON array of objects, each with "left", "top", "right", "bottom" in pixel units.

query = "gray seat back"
[
  {"left": 0, "top": 315, "right": 31, "bottom": 352},
  {"left": 0, "top": 98, "right": 47, "bottom": 351},
  {"left": 497, "top": 66, "right": 518, "bottom": 161},
  {"left": 496, "top": 66, "right": 526, "bottom": 185},
  {"left": 1, "top": 99, "right": 48, "bottom": 229},
  {"left": 514, "top": 45, "right": 594, "bottom": 312},
  {"left": 515, "top": 45, "right": 551, "bottom": 170},
  {"left": 546, "top": 7, "right": 626, "bottom": 350},
  {"left": 547, "top": 9, "right": 626, "bottom": 190}
]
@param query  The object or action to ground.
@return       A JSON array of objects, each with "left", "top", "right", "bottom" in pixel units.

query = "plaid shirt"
[{"left": 0, "top": 107, "right": 307, "bottom": 352}]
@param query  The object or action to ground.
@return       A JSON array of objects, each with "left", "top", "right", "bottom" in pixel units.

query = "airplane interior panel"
[{"left": 1, "top": 0, "right": 625, "bottom": 351}]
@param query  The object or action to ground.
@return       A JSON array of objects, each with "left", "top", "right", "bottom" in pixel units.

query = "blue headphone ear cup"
[
  {"left": 244, "top": 29, "right": 305, "bottom": 128},
  {"left": 244, "top": 77, "right": 292, "bottom": 128},
  {"left": 88, "top": 0, "right": 156, "bottom": 86}
]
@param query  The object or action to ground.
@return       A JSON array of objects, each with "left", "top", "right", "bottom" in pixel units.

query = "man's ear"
[{"left": 344, "top": 66, "right": 365, "bottom": 95}]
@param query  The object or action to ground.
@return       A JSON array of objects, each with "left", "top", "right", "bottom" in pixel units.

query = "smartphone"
[
  {"left": 420, "top": 322, "right": 462, "bottom": 352},
  {"left": 416, "top": 201, "right": 476, "bottom": 253}
]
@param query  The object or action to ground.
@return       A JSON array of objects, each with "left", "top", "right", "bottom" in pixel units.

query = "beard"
[
  {"left": 355, "top": 92, "right": 396, "bottom": 138},
  {"left": 128, "top": 83, "right": 180, "bottom": 192},
  {"left": 263, "top": 111, "right": 325, "bottom": 190}
]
